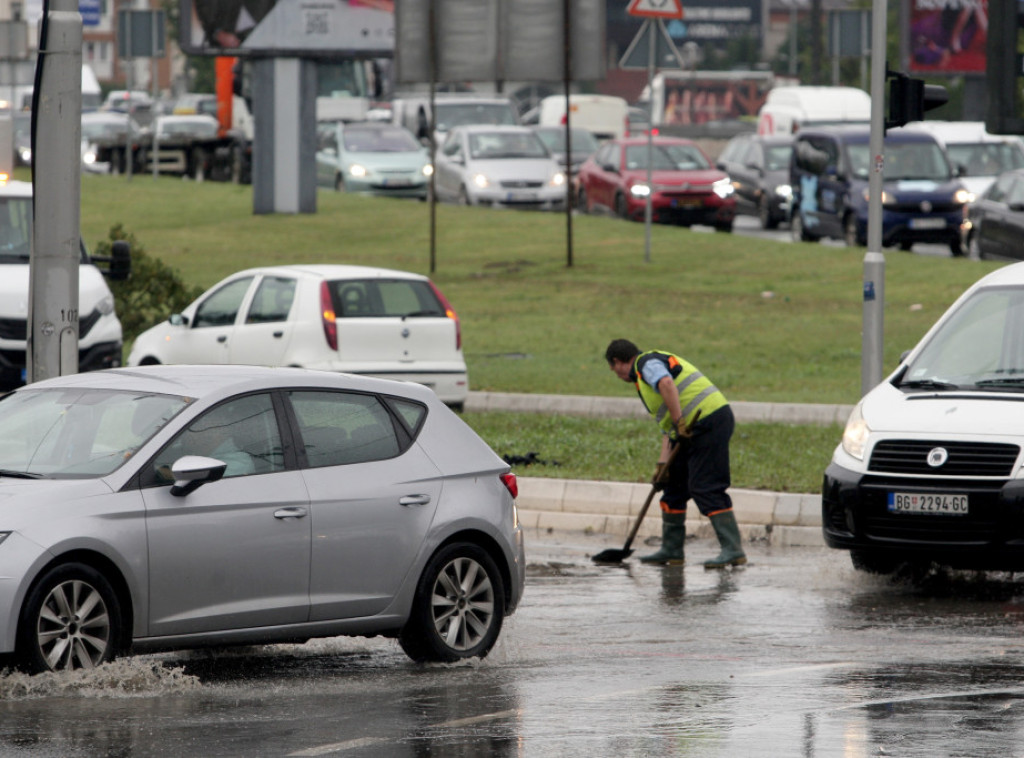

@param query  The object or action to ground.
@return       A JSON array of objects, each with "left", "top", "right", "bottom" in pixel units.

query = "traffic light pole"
[{"left": 861, "top": 0, "right": 888, "bottom": 397}]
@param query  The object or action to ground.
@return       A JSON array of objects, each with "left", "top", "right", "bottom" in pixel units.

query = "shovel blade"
[{"left": 591, "top": 548, "right": 634, "bottom": 564}]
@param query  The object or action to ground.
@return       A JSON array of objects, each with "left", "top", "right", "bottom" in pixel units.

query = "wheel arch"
[
  {"left": 432, "top": 529, "right": 515, "bottom": 615},
  {"left": 19, "top": 549, "right": 136, "bottom": 652}
]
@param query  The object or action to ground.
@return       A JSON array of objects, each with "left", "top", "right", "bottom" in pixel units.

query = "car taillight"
[
  {"left": 500, "top": 472, "right": 518, "bottom": 499},
  {"left": 320, "top": 281, "right": 338, "bottom": 351},
  {"left": 428, "top": 280, "right": 461, "bottom": 350}
]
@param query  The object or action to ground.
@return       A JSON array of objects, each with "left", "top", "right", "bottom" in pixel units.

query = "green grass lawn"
[
  {"left": 65, "top": 173, "right": 1005, "bottom": 492},
  {"left": 76, "top": 172, "right": 1001, "bottom": 405}
]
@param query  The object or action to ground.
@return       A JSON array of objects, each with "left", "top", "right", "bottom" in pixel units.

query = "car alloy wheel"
[
  {"left": 17, "top": 563, "right": 122, "bottom": 673},
  {"left": 399, "top": 542, "right": 505, "bottom": 663}
]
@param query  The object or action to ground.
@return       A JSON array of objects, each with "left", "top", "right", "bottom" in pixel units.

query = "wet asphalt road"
[{"left": 4, "top": 531, "right": 1024, "bottom": 757}]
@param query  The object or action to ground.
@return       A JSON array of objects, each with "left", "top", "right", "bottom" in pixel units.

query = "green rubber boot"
[
  {"left": 639, "top": 512, "right": 686, "bottom": 565},
  {"left": 703, "top": 510, "right": 748, "bottom": 569}
]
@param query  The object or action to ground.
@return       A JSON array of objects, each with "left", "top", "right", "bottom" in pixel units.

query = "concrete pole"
[
  {"left": 861, "top": 0, "right": 888, "bottom": 396},
  {"left": 28, "top": 0, "right": 82, "bottom": 384}
]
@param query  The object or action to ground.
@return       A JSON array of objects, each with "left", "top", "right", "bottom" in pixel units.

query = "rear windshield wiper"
[
  {"left": 899, "top": 379, "right": 959, "bottom": 390},
  {"left": 0, "top": 469, "right": 44, "bottom": 479},
  {"left": 401, "top": 310, "right": 443, "bottom": 319}
]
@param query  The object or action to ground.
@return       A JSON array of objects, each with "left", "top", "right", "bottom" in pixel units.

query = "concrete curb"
[
  {"left": 467, "top": 391, "right": 855, "bottom": 427},
  {"left": 517, "top": 477, "right": 826, "bottom": 548},
  {"left": 464, "top": 391, "right": 840, "bottom": 549}
]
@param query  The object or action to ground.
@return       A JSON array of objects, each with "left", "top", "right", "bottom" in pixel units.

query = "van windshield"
[
  {"left": 900, "top": 286, "right": 1024, "bottom": 391},
  {"left": 847, "top": 142, "right": 951, "bottom": 182},
  {"left": 947, "top": 141, "right": 1024, "bottom": 177},
  {"left": 0, "top": 196, "right": 89, "bottom": 264}
]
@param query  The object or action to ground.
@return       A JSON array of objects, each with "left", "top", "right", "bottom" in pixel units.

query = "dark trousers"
[{"left": 659, "top": 405, "right": 734, "bottom": 517}]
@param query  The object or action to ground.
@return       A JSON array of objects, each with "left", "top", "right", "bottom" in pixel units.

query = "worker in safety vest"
[{"left": 605, "top": 338, "right": 747, "bottom": 568}]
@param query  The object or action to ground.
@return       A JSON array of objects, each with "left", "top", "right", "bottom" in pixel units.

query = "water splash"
[{"left": 0, "top": 658, "right": 200, "bottom": 700}]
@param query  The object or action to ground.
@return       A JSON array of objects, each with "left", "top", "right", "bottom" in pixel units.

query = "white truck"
[
  {"left": 756, "top": 86, "right": 871, "bottom": 136},
  {"left": 0, "top": 179, "right": 129, "bottom": 389}
]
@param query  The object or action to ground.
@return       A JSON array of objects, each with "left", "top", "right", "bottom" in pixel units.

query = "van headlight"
[
  {"left": 841, "top": 402, "right": 870, "bottom": 461},
  {"left": 712, "top": 177, "right": 734, "bottom": 198},
  {"left": 97, "top": 294, "right": 115, "bottom": 316},
  {"left": 774, "top": 183, "right": 792, "bottom": 199},
  {"left": 422, "top": 164, "right": 433, "bottom": 177}
]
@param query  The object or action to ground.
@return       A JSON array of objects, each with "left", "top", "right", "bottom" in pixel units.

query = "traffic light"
[{"left": 886, "top": 69, "right": 948, "bottom": 130}]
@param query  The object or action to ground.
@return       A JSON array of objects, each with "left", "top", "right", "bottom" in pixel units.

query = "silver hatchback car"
[{"left": 0, "top": 365, "right": 524, "bottom": 673}]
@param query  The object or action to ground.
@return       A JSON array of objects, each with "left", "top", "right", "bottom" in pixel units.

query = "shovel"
[{"left": 592, "top": 440, "right": 682, "bottom": 565}]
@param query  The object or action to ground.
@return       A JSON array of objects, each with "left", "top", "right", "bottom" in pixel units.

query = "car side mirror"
[
  {"left": 92, "top": 239, "right": 131, "bottom": 281},
  {"left": 168, "top": 313, "right": 189, "bottom": 326},
  {"left": 170, "top": 455, "right": 227, "bottom": 497}
]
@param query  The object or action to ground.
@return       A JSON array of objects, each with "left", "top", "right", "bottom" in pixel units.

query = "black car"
[
  {"left": 964, "top": 168, "right": 1024, "bottom": 260},
  {"left": 716, "top": 133, "right": 794, "bottom": 229}
]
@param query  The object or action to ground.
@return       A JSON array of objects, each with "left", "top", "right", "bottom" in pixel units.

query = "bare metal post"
[
  {"left": 28, "top": 0, "right": 82, "bottom": 384},
  {"left": 644, "top": 18, "right": 654, "bottom": 263},
  {"left": 563, "top": 0, "right": 573, "bottom": 268}
]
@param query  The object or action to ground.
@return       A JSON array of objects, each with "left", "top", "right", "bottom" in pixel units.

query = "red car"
[{"left": 576, "top": 137, "right": 736, "bottom": 231}]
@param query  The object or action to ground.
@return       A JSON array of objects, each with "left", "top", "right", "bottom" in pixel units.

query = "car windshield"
[
  {"left": 765, "top": 144, "right": 793, "bottom": 172},
  {"left": 534, "top": 128, "right": 600, "bottom": 154},
  {"left": 624, "top": 144, "right": 710, "bottom": 171},
  {"left": 326, "top": 278, "right": 446, "bottom": 319},
  {"left": 0, "top": 388, "right": 190, "bottom": 478},
  {"left": 343, "top": 126, "right": 420, "bottom": 153},
  {"left": 900, "top": 285, "right": 1024, "bottom": 391},
  {"left": 947, "top": 141, "right": 1024, "bottom": 177},
  {"left": 435, "top": 102, "right": 517, "bottom": 132},
  {"left": 847, "top": 141, "right": 951, "bottom": 181},
  {"left": 468, "top": 131, "right": 548, "bottom": 160}
]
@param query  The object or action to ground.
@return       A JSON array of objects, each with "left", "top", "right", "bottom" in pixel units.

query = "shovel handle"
[{"left": 621, "top": 440, "right": 682, "bottom": 552}]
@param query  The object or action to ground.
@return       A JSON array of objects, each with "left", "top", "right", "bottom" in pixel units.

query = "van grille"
[
  {"left": 868, "top": 440, "right": 1019, "bottom": 477},
  {"left": 0, "top": 310, "right": 101, "bottom": 342}
]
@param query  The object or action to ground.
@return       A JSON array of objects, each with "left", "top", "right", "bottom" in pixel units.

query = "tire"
[
  {"left": 949, "top": 237, "right": 964, "bottom": 257},
  {"left": 843, "top": 214, "right": 860, "bottom": 247},
  {"left": 849, "top": 550, "right": 900, "bottom": 575},
  {"left": 899, "top": 240, "right": 914, "bottom": 251},
  {"left": 576, "top": 186, "right": 588, "bottom": 214},
  {"left": 16, "top": 563, "right": 123, "bottom": 674},
  {"left": 458, "top": 186, "right": 472, "bottom": 206},
  {"left": 614, "top": 192, "right": 629, "bottom": 220},
  {"left": 714, "top": 221, "right": 733, "bottom": 233},
  {"left": 758, "top": 196, "right": 778, "bottom": 230},
  {"left": 334, "top": 173, "right": 345, "bottom": 192},
  {"left": 399, "top": 542, "right": 505, "bottom": 663}
]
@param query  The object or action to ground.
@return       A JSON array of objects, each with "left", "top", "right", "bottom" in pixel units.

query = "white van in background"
[
  {"left": 906, "top": 121, "right": 1024, "bottom": 200},
  {"left": 530, "top": 94, "right": 628, "bottom": 141},
  {"left": 757, "top": 86, "right": 871, "bottom": 136},
  {"left": 0, "top": 179, "right": 129, "bottom": 389}
]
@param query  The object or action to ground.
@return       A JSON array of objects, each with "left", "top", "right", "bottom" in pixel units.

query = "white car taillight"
[
  {"left": 429, "top": 280, "right": 461, "bottom": 350},
  {"left": 320, "top": 281, "right": 338, "bottom": 351}
]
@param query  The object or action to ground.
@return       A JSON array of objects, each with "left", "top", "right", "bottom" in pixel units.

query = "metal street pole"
[
  {"left": 644, "top": 19, "right": 654, "bottom": 263},
  {"left": 862, "top": 0, "right": 888, "bottom": 396}
]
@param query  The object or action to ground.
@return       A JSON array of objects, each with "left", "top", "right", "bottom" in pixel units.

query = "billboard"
[
  {"left": 179, "top": 0, "right": 394, "bottom": 57},
  {"left": 908, "top": 0, "right": 988, "bottom": 74}
]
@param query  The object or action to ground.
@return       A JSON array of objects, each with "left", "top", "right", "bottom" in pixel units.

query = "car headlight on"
[
  {"left": 774, "top": 183, "right": 793, "bottom": 199},
  {"left": 841, "top": 402, "right": 870, "bottom": 461},
  {"left": 82, "top": 149, "right": 96, "bottom": 165},
  {"left": 348, "top": 164, "right": 367, "bottom": 178},
  {"left": 549, "top": 171, "right": 566, "bottom": 187},
  {"left": 862, "top": 189, "right": 897, "bottom": 205},
  {"left": 630, "top": 182, "right": 651, "bottom": 198},
  {"left": 953, "top": 188, "right": 973, "bottom": 205},
  {"left": 20, "top": 147, "right": 32, "bottom": 163},
  {"left": 712, "top": 177, "right": 734, "bottom": 198},
  {"left": 473, "top": 173, "right": 490, "bottom": 189},
  {"left": 422, "top": 164, "right": 433, "bottom": 177}
]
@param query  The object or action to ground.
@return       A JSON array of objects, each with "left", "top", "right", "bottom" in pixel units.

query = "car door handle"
[
  {"left": 399, "top": 494, "right": 431, "bottom": 507},
  {"left": 217, "top": 335, "right": 228, "bottom": 343},
  {"left": 273, "top": 331, "right": 284, "bottom": 338},
  {"left": 274, "top": 507, "right": 308, "bottom": 520}
]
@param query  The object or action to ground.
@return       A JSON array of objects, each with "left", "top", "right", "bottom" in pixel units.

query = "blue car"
[{"left": 790, "top": 126, "right": 971, "bottom": 255}]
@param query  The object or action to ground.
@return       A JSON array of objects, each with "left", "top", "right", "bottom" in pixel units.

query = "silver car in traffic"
[{"left": 0, "top": 365, "right": 524, "bottom": 673}]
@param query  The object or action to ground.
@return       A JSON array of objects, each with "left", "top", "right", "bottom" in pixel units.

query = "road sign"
[
  {"left": 79, "top": 0, "right": 100, "bottom": 27},
  {"left": 627, "top": 0, "right": 684, "bottom": 19}
]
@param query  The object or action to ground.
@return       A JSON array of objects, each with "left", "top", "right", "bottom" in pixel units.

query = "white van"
[
  {"left": 533, "top": 94, "right": 628, "bottom": 141},
  {"left": 906, "top": 121, "right": 1024, "bottom": 200},
  {"left": 823, "top": 261, "right": 1024, "bottom": 574},
  {"left": 0, "top": 179, "right": 128, "bottom": 389},
  {"left": 757, "top": 86, "right": 870, "bottom": 136}
]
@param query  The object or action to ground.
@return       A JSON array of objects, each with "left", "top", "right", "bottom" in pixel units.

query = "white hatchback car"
[{"left": 128, "top": 264, "right": 469, "bottom": 408}]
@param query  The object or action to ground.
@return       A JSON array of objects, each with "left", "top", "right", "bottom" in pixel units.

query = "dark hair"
[{"left": 605, "top": 339, "right": 640, "bottom": 364}]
